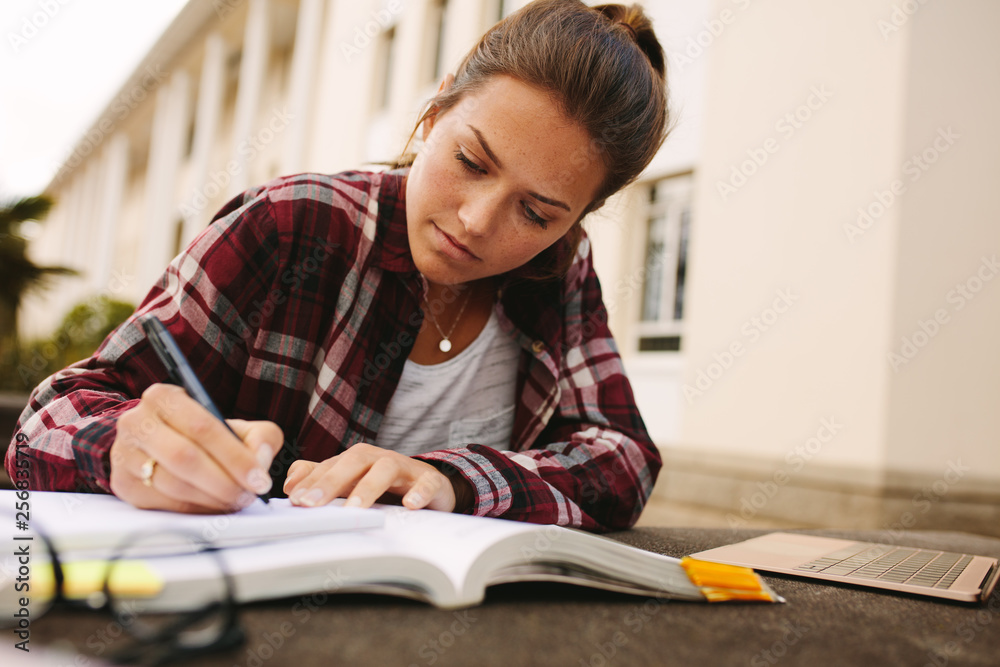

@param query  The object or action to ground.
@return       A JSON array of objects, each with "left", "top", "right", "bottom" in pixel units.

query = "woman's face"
[{"left": 405, "top": 75, "right": 605, "bottom": 286}]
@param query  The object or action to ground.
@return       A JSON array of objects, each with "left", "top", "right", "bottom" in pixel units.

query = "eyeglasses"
[{"left": 2, "top": 516, "right": 246, "bottom": 665}]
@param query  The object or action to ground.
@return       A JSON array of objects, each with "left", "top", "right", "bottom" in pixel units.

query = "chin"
[{"left": 411, "top": 252, "right": 477, "bottom": 286}]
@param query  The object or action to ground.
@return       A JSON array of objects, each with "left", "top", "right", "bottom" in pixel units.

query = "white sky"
[{"left": 0, "top": 0, "right": 189, "bottom": 199}]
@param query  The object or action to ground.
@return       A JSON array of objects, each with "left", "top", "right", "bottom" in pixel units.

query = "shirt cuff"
[{"left": 414, "top": 448, "right": 512, "bottom": 518}]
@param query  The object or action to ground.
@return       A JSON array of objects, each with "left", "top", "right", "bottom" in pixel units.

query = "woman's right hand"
[{"left": 108, "top": 383, "right": 283, "bottom": 513}]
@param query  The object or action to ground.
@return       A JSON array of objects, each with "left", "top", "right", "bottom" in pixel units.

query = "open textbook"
[{"left": 2, "top": 490, "right": 781, "bottom": 613}]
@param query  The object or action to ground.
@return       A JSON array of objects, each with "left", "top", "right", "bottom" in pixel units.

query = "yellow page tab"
[{"left": 33, "top": 560, "right": 163, "bottom": 601}]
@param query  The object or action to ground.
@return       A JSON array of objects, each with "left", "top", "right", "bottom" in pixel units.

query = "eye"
[
  {"left": 454, "top": 150, "right": 486, "bottom": 175},
  {"left": 521, "top": 202, "right": 548, "bottom": 230}
]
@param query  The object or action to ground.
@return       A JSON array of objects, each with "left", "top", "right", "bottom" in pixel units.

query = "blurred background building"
[{"left": 10, "top": 0, "right": 1000, "bottom": 534}]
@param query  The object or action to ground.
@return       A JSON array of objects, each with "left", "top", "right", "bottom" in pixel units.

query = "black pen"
[{"left": 139, "top": 314, "right": 271, "bottom": 503}]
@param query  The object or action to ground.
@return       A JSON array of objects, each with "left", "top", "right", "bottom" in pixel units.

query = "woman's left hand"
[{"left": 283, "top": 443, "right": 458, "bottom": 511}]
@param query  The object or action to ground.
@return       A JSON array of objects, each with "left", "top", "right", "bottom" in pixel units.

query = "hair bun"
[
  {"left": 594, "top": 3, "right": 666, "bottom": 80},
  {"left": 617, "top": 20, "right": 638, "bottom": 41}
]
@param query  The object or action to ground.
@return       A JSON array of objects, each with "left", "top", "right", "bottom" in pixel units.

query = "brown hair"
[{"left": 401, "top": 0, "right": 670, "bottom": 280}]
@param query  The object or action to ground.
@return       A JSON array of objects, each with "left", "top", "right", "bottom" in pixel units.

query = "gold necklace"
[{"left": 424, "top": 288, "right": 474, "bottom": 353}]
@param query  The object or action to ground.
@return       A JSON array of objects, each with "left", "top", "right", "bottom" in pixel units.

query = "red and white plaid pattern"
[{"left": 6, "top": 170, "right": 660, "bottom": 532}]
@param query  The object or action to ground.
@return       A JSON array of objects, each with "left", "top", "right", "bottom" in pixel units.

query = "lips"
[{"left": 433, "top": 223, "right": 481, "bottom": 262}]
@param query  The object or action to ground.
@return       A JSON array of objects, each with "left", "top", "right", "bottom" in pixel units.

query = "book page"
[
  {"left": 9, "top": 491, "right": 384, "bottom": 557},
  {"left": 374, "top": 506, "right": 542, "bottom": 593}
]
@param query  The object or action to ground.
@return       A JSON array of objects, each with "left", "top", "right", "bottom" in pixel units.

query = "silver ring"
[{"left": 140, "top": 458, "right": 158, "bottom": 488}]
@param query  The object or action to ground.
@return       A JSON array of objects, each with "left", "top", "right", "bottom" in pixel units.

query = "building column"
[
  {"left": 93, "top": 133, "right": 129, "bottom": 294},
  {"left": 75, "top": 160, "right": 102, "bottom": 276},
  {"left": 59, "top": 172, "right": 86, "bottom": 270},
  {"left": 182, "top": 32, "right": 227, "bottom": 243},
  {"left": 281, "top": 0, "right": 324, "bottom": 175},
  {"left": 228, "top": 0, "right": 271, "bottom": 197},
  {"left": 308, "top": 0, "right": 367, "bottom": 173},
  {"left": 140, "top": 71, "right": 191, "bottom": 293}
]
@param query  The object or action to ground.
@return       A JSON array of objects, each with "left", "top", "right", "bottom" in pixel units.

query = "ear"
[
  {"left": 422, "top": 74, "right": 456, "bottom": 141},
  {"left": 437, "top": 73, "right": 455, "bottom": 95}
]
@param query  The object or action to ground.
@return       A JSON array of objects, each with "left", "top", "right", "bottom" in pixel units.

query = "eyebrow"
[{"left": 469, "top": 125, "right": 572, "bottom": 213}]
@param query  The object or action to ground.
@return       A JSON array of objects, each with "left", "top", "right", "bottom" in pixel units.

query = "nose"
[{"left": 457, "top": 185, "right": 504, "bottom": 238}]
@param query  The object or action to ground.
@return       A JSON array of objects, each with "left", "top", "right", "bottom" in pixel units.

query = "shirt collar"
[{"left": 370, "top": 168, "right": 418, "bottom": 275}]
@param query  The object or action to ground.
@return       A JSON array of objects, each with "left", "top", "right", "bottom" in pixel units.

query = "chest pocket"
[{"left": 448, "top": 404, "right": 516, "bottom": 451}]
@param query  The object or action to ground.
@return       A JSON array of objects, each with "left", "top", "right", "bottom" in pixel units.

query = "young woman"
[{"left": 6, "top": 0, "right": 670, "bottom": 532}]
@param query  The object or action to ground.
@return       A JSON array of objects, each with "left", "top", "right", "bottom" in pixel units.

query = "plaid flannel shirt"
[{"left": 5, "top": 170, "right": 660, "bottom": 532}]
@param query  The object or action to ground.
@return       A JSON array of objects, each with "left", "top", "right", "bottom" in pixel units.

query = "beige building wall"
[
  {"left": 883, "top": 1, "right": 1000, "bottom": 479},
  {"left": 673, "top": 0, "right": 999, "bottom": 531}
]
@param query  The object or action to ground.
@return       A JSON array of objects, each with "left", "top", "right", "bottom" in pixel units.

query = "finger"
[
  {"left": 289, "top": 453, "right": 375, "bottom": 507},
  {"left": 109, "top": 432, "right": 250, "bottom": 513},
  {"left": 226, "top": 418, "right": 284, "bottom": 476},
  {"left": 403, "top": 469, "right": 454, "bottom": 512},
  {"left": 345, "top": 457, "right": 406, "bottom": 509},
  {"left": 133, "top": 453, "right": 255, "bottom": 512},
  {"left": 136, "top": 410, "right": 252, "bottom": 509},
  {"left": 283, "top": 460, "right": 317, "bottom": 494},
  {"left": 143, "top": 384, "right": 272, "bottom": 496}
]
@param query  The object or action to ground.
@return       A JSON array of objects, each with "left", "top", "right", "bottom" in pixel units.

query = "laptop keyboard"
[{"left": 795, "top": 543, "right": 973, "bottom": 589}]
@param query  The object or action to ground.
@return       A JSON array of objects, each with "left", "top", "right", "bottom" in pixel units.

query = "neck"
[
  {"left": 423, "top": 277, "right": 497, "bottom": 307},
  {"left": 411, "top": 276, "right": 500, "bottom": 361}
]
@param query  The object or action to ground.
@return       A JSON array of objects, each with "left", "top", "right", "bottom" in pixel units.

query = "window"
[{"left": 635, "top": 173, "right": 693, "bottom": 353}]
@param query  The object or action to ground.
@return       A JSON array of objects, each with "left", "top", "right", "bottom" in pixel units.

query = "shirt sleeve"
[
  {"left": 415, "top": 244, "right": 661, "bottom": 533},
  {"left": 3, "top": 186, "right": 279, "bottom": 493}
]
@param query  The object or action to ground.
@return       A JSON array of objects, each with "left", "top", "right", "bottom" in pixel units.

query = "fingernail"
[
  {"left": 236, "top": 491, "right": 256, "bottom": 509},
  {"left": 344, "top": 496, "right": 362, "bottom": 508},
  {"left": 301, "top": 488, "right": 324, "bottom": 507},
  {"left": 247, "top": 468, "right": 272, "bottom": 495},
  {"left": 289, "top": 490, "right": 304, "bottom": 505},
  {"left": 405, "top": 491, "right": 423, "bottom": 507},
  {"left": 256, "top": 444, "right": 273, "bottom": 469}
]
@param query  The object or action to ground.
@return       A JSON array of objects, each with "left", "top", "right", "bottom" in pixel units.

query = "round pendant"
[{"left": 438, "top": 339, "right": 452, "bottom": 353}]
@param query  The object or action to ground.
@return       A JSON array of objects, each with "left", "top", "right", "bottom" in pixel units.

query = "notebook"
[{"left": 690, "top": 532, "right": 1000, "bottom": 603}]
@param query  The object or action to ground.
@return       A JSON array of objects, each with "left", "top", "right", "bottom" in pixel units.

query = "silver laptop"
[{"left": 690, "top": 532, "right": 1000, "bottom": 603}]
